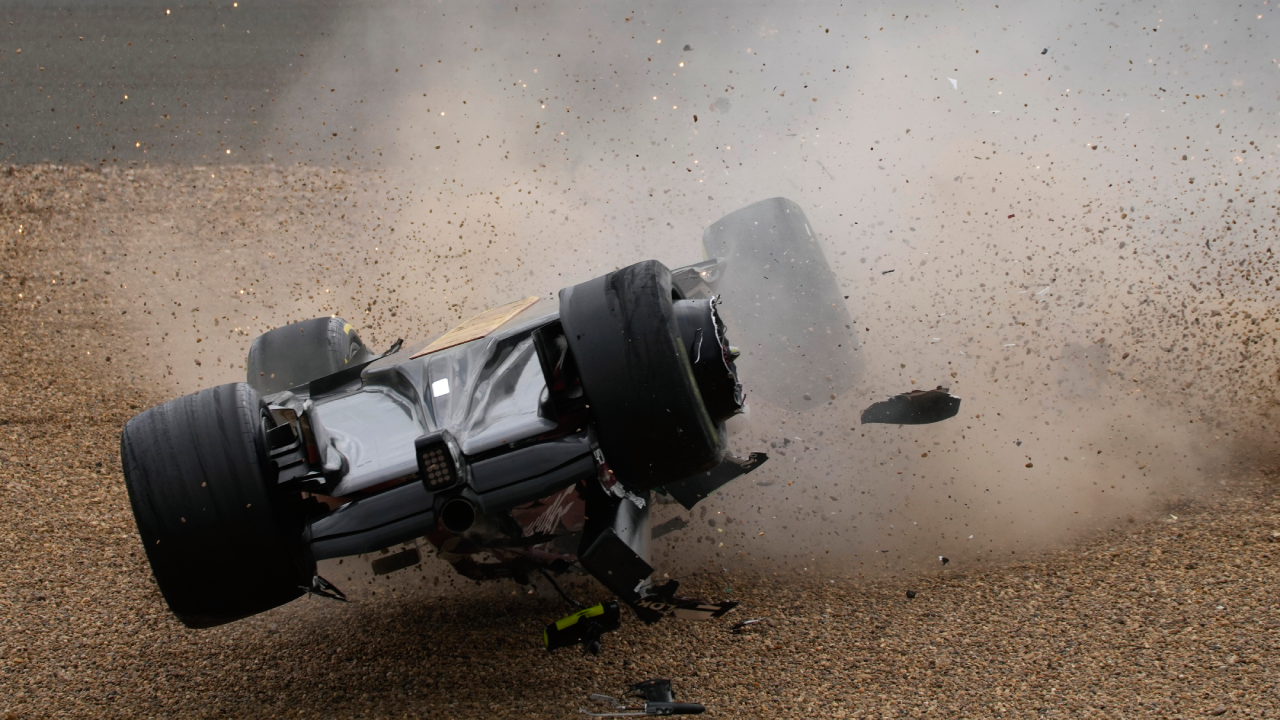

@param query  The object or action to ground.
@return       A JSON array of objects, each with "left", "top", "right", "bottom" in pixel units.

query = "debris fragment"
[
  {"left": 861, "top": 387, "right": 961, "bottom": 425},
  {"left": 947, "top": 78, "right": 958, "bottom": 90},
  {"left": 300, "top": 575, "right": 348, "bottom": 602},
  {"left": 370, "top": 546, "right": 420, "bottom": 576},
  {"left": 939, "top": 556, "right": 950, "bottom": 565},
  {"left": 881, "top": 269, "right": 895, "bottom": 275},
  {"left": 581, "top": 678, "right": 705, "bottom": 717},
  {"left": 731, "top": 617, "right": 771, "bottom": 633},
  {"left": 905, "top": 590, "right": 917, "bottom": 599},
  {"left": 1041, "top": 48, "right": 1048, "bottom": 54}
]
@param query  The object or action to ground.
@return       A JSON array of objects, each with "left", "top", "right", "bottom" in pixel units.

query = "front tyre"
[
  {"left": 559, "top": 260, "right": 725, "bottom": 490},
  {"left": 120, "top": 383, "right": 314, "bottom": 628}
]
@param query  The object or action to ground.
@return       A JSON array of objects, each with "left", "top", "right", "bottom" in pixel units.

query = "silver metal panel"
[
  {"left": 459, "top": 337, "right": 556, "bottom": 455},
  {"left": 324, "top": 388, "right": 423, "bottom": 496}
]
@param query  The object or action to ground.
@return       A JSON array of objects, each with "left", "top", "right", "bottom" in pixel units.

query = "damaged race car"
[{"left": 120, "top": 198, "right": 951, "bottom": 651}]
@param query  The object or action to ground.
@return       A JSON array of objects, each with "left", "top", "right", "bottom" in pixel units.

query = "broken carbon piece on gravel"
[
  {"left": 730, "top": 617, "right": 771, "bottom": 633},
  {"left": 860, "top": 386, "right": 961, "bottom": 425},
  {"left": 628, "top": 579, "right": 739, "bottom": 625},
  {"left": 543, "top": 600, "right": 621, "bottom": 654},
  {"left": 299, "top": 575, "right": 348, "bottom": 602},
  {"left": 580, "top": 678, "right": 705, "bottom": 717}
]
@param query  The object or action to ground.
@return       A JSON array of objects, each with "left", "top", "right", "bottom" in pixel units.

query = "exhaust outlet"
[{"left": 440, "top": 498, "right": 477, "bottom": 534}]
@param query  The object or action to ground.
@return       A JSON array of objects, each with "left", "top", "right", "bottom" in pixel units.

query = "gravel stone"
[{"left": 2, "top": 165, "right": 1278, "bottom": 718}]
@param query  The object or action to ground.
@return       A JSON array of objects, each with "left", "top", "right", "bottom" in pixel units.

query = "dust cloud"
[{"left": 105, "top": 0, "right": 1279, "bottom": 585}]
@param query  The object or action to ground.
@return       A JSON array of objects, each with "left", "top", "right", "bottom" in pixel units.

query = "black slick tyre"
[
  {"left": 559, "top": 260, "right": 723, "bottom": 490},
  {"left": 246, "top": 316, "right": 376, "bottom": 395},
  {"left": 120, "top": 383, "right": 314, "bottom": 628}
]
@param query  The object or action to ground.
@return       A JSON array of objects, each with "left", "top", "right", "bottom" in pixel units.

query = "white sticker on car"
[{"left": 431, "top": 378, "right": 450, "bottom": 397}]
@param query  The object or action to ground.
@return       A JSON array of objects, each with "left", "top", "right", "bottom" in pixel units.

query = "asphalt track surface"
[{"left": 2, "top": 0, "right": 338, "bottom": 166}]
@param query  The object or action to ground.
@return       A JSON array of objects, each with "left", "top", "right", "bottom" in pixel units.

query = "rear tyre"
[
  {"left": 120, "top": 383, "right": 314, "bottom": 628},
  {"left": 246, "top": 316, "right": 376, "bottom": 396},
  {"left": 559, "top": 260, "right": 724, "bottom": 490}
]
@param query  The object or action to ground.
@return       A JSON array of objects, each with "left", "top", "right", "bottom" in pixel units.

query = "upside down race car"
[{"left": 120, "top": 198, "right": 905, "bottom": 649}]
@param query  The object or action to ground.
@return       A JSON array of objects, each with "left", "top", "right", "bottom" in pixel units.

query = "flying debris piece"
[
  {"left": 581, "top": 679, "right": 706, "bottom": 717},
  {"left": 881, "top": 269, "right": 896, "bottom": 275},
  {"left": 651, "top": 516, "right": 690, "bottom": 540},
  {"left": 939, "top": 556, "right": 950, "bottom": 565},
  {"left": 682, "top": 44, "right": 692, "bottom": 51},
  {"left": 370, "top": 545, "right": 420, "bottom": 576},
  {"left": 861, "top": 387, "right": 961, "bottom": 425},
  {"left": 1041, "top": 48, "right": 1048, "bottom": 54},
  {"left": 906, "top": 590, "right": 918, "bottom": 599},
  {"left": 663, "top": 452, "right": 768, "bottom": 510},
  {"left": 948, "top": 77, "right": 958, "bottom": 90}
]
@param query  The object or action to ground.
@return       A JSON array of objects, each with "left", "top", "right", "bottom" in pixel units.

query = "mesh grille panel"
[{"left": 418, "top": 444, "right": 456, "bottom": 490}]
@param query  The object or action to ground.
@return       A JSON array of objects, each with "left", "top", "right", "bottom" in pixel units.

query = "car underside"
[
  {"left": 119, "top": 197, "right": 956, "bottom": 651},
  {"left": 277, "top": 263, "right": 764, "bottom": 602}
]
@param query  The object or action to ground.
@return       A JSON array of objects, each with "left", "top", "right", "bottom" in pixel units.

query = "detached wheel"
[
  {"left": 120, "top": 383, "right": 314, "bottom": 628},
  {"left": 246, "top": 316, "right": 376, "bottom": 396},
  {"left": 559, "top": 260, "right": 738, "bottom": 490}
]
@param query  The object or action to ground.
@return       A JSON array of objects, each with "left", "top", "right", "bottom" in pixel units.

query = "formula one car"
[{"left": 119, "top": 198, "right": 866, "bottom": 644}]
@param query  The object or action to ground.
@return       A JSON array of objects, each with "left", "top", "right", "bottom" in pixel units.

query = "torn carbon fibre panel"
[
  {"left": 662, "top": 451, "right": 768, "bottom": 511},
  {"left": 578, "top": 482, "right": 653, "bottom": 603}
]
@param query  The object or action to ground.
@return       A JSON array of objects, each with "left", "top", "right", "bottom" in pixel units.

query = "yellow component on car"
[{"left": 555, "top": 602, "right": 604, "bottom": 631}]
